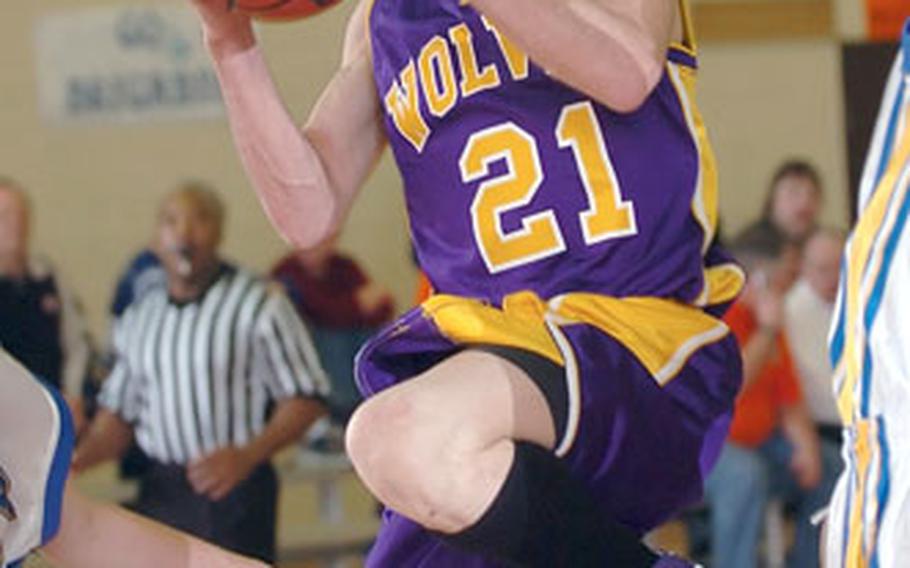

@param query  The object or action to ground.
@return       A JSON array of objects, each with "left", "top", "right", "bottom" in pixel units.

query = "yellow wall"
[
  {"left": 3, "top": 1, "right": 854, "bottom": 339},
  {"left": 699, "top": 38, "right": 850, "bottom": 236},
  {"left": 834, "top": 0, "right": 868, "bottom": 39}
]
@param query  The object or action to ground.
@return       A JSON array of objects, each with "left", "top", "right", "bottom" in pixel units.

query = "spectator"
[
  {"left": 755, "top": 160, "right": 825, "bottom": 245},
  {"left": 272, "top": 236, "right": 394, "bottom": 421},
  {"left": 705, "top": 226, "right": 839, "bottom": 568},
  {"left": 0, "top": 178, "right": 93, "bottom": 431},
  {"left": 785, "top": 228, "right": 846, "bottom": 445},
  {"left": 73, "top": 182, "right": 329, "bottom": 562}
]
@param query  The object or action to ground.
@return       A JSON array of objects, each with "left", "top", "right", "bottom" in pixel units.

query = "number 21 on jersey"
[{"left": 459, "top": 101, "right": 637, "bottom": 274}]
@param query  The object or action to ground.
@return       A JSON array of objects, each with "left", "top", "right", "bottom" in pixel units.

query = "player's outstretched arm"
[
  {"left": 470, "top": 0, "right": 676, "bottom": 113},
  {"left": 190, "top": 0, "right": 385, "bottom": 249},
  {"left": 42, "top": 484, "right": 268, "bottom": 568}
]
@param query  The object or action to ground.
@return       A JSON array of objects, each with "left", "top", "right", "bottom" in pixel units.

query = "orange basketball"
[{"left": 231, "top": 0, "right": 342, "bottom": 22}]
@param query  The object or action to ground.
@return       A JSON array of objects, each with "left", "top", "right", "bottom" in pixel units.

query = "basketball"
[{"left": 230, "top": 0, "right": 342, "bottom": 22}]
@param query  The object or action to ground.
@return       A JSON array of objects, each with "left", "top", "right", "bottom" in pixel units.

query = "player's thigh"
[{"left": 358, "top": 349, "right": 557, "bottom": 454}]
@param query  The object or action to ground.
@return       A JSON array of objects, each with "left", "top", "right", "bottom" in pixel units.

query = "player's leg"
[
  {"left": 347, "top": 350, "right": 552, "bottom": 531},
  {"left": 346, "top": 348, "right": 657, "bottom": 566}
]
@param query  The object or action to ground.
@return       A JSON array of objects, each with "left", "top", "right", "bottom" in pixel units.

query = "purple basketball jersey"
[
  {"left": 362, "top": 6, "right": 743, "bottom": 564},
  {"left": 370, "top": 0, "right": 729, "bottom": 305}
]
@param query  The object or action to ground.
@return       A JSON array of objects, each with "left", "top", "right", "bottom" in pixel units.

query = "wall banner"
[{"left": 35, "top": 5, "right": 223, "bottom": 125}]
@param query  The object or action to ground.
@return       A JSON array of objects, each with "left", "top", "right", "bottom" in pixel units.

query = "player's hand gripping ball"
[{"left": 229, "top": 0, "right": 342, "bottom": 21}]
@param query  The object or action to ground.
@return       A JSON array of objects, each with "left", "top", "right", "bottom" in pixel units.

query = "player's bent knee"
[
  {"left": 346, "top": 396, "right": 401, "bottom": 477},
  {"left": 346, "top": 394, "right": 430, "bottom": 486},
  {"left": 346, "top": 391, "right": 480, "bottom": 523}
]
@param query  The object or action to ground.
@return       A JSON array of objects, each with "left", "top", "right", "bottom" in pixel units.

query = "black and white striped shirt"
[{"left": 99, "top": 264, "right": 329, "bottom": 465}]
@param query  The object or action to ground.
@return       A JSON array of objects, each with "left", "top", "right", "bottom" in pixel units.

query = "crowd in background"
[
  {"left": 695, "top": 160, "right": 846, "bottom": 567},
  {"left": 0, "top": 178, "right": 394, "bottom": 562},
  {"left": 0, "top": 160, "right": 846, "bottom": 566}
]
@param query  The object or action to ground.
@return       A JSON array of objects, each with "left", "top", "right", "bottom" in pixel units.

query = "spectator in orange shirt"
[
  {"left": 704, "top": 226, "right": 840, "bottom": 568},
  {"left": 414, "top": 271, "right": 432, "bottom": 305}
]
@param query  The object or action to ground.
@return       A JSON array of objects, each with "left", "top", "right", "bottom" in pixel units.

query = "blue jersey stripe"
[
  {"left": 870, "top": 418, "right": 891, "bottom": 568},
  {"left": 902, "top": 19, "right": 910, "bottom": 75},
  {"left": 874, "top": 27, "right": 907, "bottom": 190},
  {"left": 875, "top": 84, "right": 905, "bottom": 187},
  {"left": 861, "top": 349, "right": 875, "bottom": 418},
  {"left": 40, "top": 385, "right": 75, "bottom": 545},
  {"left": 860, "top": 165, "right": 910, "bottom": 417},
  {"left": 829, "top": 266, "right": 847, "bottom": 367}
]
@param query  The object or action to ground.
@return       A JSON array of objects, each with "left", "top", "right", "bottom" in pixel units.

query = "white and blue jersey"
[
  {"left": 825, "top": 18, "right": 910, "bottom": 568},
  {"left": 0, "top": 350, "right": 74, "bottom": 567}
]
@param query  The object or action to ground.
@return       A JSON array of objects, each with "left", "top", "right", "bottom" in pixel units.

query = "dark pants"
[{"left": 134, "top": 460, "right": 278, "bottom": 563}]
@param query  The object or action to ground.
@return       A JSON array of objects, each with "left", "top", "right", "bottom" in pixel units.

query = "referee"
[{"left": 74, "top": 183, "right": 329, "bottom": 563}]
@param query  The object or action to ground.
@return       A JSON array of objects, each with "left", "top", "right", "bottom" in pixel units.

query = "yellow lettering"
[
  {"left": 418, "top": 36, "right": 458, "bottom": 118},
  {"left": 449, "top": 23, "right": 501, "bottom": 98},
  {"left": 384, "top": 60, "right": 431, "bottom": 153},
  {"left": 460, "top": 123, "right": 565, "bottom": 273},
  {"left": 482, "top": 16, "right": 529, "bottom": 81},
  {"left": 556, "top": 102, "right": 637, "bottom": 244}
]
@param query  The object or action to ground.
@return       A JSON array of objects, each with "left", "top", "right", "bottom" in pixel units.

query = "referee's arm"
[
  {"left": 72, "top": 318, "right": 137, "bottom": 473},
  {"left": 188, "top": 287, "right": 328, "bottom": 500}
]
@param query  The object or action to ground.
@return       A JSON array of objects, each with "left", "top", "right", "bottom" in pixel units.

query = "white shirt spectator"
[{"left": 785, "top": 278, "right": 839, "bottom": 425}]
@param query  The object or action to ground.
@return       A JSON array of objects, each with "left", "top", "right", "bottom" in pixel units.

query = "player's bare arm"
[
  {"left": 42, "top": 484, "right": 267, "bottom": 568},
  {"left": 469, "top": 0, "right": 677, "bottom": 112},
  {"left": 190, "top": 0, "right": 386, "bottom": 249}
]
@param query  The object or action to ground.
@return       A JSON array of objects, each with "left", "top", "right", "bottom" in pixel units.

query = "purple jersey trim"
[{"left": 668, "top": 47, "right": 698, "bottom": 69}]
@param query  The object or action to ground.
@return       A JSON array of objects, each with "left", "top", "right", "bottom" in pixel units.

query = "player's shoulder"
[
  {"left": 0, "top": 351, "right": 74, "bottom": 565},
  {"left": 0, "top": 352, "right": 57, "bottom": 409},
  {"left": 342, "top": 0, "right": 373, "bottom": 66},
  {"left": 0, "top": 351, "right": 74, "bottom": 447},
  {"left": 349, "top": 0, "right": 372, "bottom": 38}
]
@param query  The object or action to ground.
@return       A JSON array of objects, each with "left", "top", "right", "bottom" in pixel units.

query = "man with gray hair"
[
  {"left": 74, "top": 182, "right": 329, "bottom": 562},
  {"left": 785, "top": 227, "right": 847, "bottom": 448}
]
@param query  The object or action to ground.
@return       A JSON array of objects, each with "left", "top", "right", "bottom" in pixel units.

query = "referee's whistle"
[{"left": 173, "top": 246, "right": 193, "bottom": 278}]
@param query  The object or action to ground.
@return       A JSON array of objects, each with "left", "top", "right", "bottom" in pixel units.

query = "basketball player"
[
  {"left": 824, "top": 20, "right": 910, "bottom": 568},
  {"left": 190, "top": 0, "right": 745, "bottom": 565},
  {"left": 0, "top": 348, "right": 266, "bottom": 568}
]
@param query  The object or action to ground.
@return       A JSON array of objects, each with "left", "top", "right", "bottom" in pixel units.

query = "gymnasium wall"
[
  {"left": 699, "top": 39, "right": 850, "bottom": 236},
  {"left": 2, "top": 1, "right": 855, "bottom": 338}
]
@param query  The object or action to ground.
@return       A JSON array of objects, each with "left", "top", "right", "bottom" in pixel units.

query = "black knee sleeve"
[{"left": 440, "top": 442, "right": 658, "bottom": 568}]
